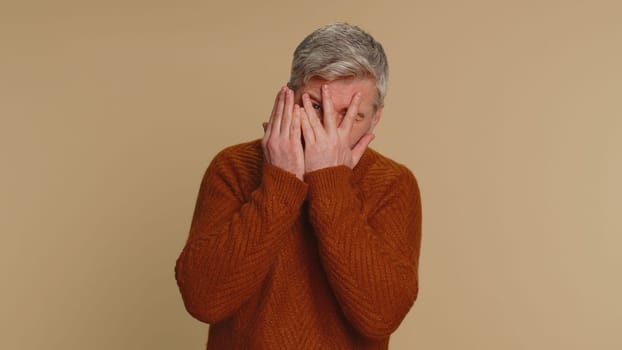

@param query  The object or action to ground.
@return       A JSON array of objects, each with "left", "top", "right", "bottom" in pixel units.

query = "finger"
[
  {"left": 268, "top": 87, "right": 281, "bottom": 121},
  {"left": 340, "top": 92, "right": 362, "bottom": 132},
  {"left": 281, "top": 88, "right": 294, "bottom": 136},
  {"left": 267, "top": 87, "right": 284, "bottom": 125},
  {"left": 264, "top": 88, "right": 283, "bottom": 140},
  {"left": 351, "top": 133, "right": 375, "bottom": 165},
  {"left": 270, "top": 86, "right": 286, "bottom": 135},
  {"left": 302, "top": 93, "right": 325, "bottom": 137},
  {"left": 301, "top": 92, "right": 320, "bottom": 122},
  {"left": 321, "top": 84, "right": 337, "bottom": 132},
  {"left": 300, "top": 106, "right": 315, "bottom": 144},
  {"left": 291, "top": 104, "right": 302, "bottom": 142}
]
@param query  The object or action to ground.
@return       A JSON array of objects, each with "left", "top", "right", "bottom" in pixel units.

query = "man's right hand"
[{"left": 261, "top": 86, "right": 305, "bottom": 180}]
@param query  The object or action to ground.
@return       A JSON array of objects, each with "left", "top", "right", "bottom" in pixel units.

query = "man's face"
[{"left": 294, "top": 77, "right": 383, "bottom": 148}]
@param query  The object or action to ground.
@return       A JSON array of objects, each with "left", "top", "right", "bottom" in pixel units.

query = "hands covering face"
[
  {"left": 262, "top": 85, "right": 375, "bottom": 180},
  {"left": 261, "top": 87, "right": 305, "bottom": 180}
]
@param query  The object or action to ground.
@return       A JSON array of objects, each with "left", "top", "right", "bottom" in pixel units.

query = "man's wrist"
[
  {"left": 263, "top": 162, "right": 308, "bottom": 206},
  {"left": 304, "top": 165, "right": 353, "bottom": 199}
]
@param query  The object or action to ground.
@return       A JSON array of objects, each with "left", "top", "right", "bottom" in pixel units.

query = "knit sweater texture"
[{"left": 175, "top": 139, "right": 422, "bottom": 349}]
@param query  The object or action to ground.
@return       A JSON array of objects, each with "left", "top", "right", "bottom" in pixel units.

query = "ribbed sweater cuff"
[
  {"left": 304, "top": 165, "right": 353, "bottom": 200},
  {"left": 262, "top": 163, "right": 308, "bottom": 207}
]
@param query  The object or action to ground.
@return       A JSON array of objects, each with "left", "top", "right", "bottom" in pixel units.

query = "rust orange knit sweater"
[{"left": 175, "top": 140, "right": 422, "bottom": 349}]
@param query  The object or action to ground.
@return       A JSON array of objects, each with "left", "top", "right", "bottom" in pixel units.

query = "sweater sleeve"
[
  {"left": 175, "top": 153, "right": 308, "bottom": 324},
  {"left": 304, "top": 165, "right": 422, "bottom": 340}
]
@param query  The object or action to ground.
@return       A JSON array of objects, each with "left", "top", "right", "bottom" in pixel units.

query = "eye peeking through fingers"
[{"left": 311, "top": 103, "right": 322, "bottom": 113}]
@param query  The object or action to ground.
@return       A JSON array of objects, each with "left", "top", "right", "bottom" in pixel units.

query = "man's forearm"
[
  {"left": 305, "top": 166, "right": 422, "bottom": 340},
  {"left": 175, "top": 161, "right": 308, "bottom": 324}
]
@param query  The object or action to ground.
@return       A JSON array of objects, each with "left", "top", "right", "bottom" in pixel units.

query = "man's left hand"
[{"left": 300, "top": 84, "right": 374, "bottom": 172}]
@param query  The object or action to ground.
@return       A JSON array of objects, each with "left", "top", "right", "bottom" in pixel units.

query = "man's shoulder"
[
  {"left": 204, "top": 139, "right": 264, "bottom": 183},
  {"left": 210, "top": 139, "right": 263, "bottom": 168},
  {"left": 356, "top": 147, "right": 420, "bottom": 200},
  {"left": 216, "top": 139, "right": 263, "bottom": 160},
  {"left": 360, "top": 147, "right": 417, "bottom": 182}
]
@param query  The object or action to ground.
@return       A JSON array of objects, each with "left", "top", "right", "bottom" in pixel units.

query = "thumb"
[{"left": 351, "top": 133, "right": 375, "bottom": 166}]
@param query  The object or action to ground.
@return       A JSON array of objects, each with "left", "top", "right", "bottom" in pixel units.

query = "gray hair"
[{"left": 288, "top": 23, "right": 389, "bottom": 107}]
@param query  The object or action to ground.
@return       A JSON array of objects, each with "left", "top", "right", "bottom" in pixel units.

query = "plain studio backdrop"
[{"left": 1, "top": 0, "right": 620, "bottom": 349}]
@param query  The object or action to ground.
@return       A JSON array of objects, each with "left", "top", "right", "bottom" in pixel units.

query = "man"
[{"left": 175, "top": 23, "right": 422, "bottom": 349}]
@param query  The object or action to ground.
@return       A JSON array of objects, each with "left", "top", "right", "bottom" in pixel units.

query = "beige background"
[{"left": 1, "top": 0, "right": 621, "bottom": 349}]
